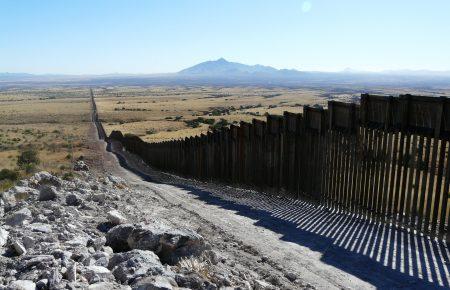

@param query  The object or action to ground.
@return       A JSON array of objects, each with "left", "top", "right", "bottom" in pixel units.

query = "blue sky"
[{"left": 1, "top": 0, "right": 450, "bottom": 74}]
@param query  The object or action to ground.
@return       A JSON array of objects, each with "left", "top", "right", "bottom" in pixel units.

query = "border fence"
[
  {"left": 107, "top": 94, "right": 450, "bottom": 242},
  {"left": 91, "top": 88, "right": 107, "bottom": 140}
]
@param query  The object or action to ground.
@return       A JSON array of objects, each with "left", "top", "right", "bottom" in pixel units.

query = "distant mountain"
[
  {"left": 178, "top": 58, "right": 302, "bottom": 77},
  {"left": 1, "top": 61, "right": 449, "bottom": 88},
  {"left": 0, "top": 72, "right": 35, "bottom": 79}
]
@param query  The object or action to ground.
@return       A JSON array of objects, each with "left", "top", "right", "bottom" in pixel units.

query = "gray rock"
[
  {"left": 0, "top": 227, "right": 9, "bottom": 247},
  {"left": 66, "top": 262, "right": 77, "bottom": 282},
  {"left": 107, "top": 175, "right": 125, "bottom": 186},
  {"left": 127, "top": 224, "right": 205, "bottom": 264},
  {"left": 253, "top": 280, "right": 275, "bottom": 290},
  {"left": 11, "top": 186, "right": 36, "bottom": 201},
  {"left": 92, "top": 193, "right": 106, "bottom": 203},
  {"left": 132, "top": 276, "right": 173, "bottom": 290},
  {"left": 7, "top": 280, "right": 36, "bottom": 290},
  {"left": 36, "top": 279, "right": 48, "bottom": 290},
  {"left": 87, "top": 236, "right": 106, "bottom": 251},
  {"left": 66, "top": 236, "right": 89, "bottom": 247},
  {"left": 284, "top": 272, "right": 297, "bottom": 282},
  {"left": 38, "top": 186, "right": 58, "bottom": 201},
  {"left": 102, "top": 246, "right": 113, "bottom": 255},
  {"left": 108, "top": 249, "right": 164, "bottom": 283},
  {"left": 18, "top": 255, "right": 55, "bottom": 271},
  {"left": 105, "top": 224, "right": 135, "bottom": 252},
  {"left": 28, "top": 223, "right": 52, "bottom": 233},
  {"left": 87, "top": 282, "right": 131, "bottom": 290},
  {"left": 22, "top": 236, "right": 35, "bottom": 249},
  {"left": 48, "top": 268, "right": 62, "bottom": 289},
  {"left": 107, "top": 210, "right": 127, "bottom": 225},
  {"left": 12, "top": 240, "right": 27, "bottom": 256},
  {"left": 174, "top": 273, "right": 206, "bottom": 289},
  {"left": 5, "top": 208, "right": 32, "bottom": 226},
  {"left": 83, "top": 266, "right": 114, "bottom": 283},
  {"left": 74, "top": 161, "right": 89, "bottom": 171},
  {"left": 94, "top": 256, "right": 109, "bottom": 267},
  {"left": 66, "top": 194, "right": 82, "bottom": 206},
  {"left": 33, "top": 171, "right": 62, "bottom": 187}
]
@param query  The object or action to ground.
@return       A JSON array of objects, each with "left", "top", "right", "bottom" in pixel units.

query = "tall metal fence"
[
  {"left": 91, "top": 89, "right": 107, "bottom": 140},
  {"left": 108, "top": 94, "right": 450, "bottom": 241}
]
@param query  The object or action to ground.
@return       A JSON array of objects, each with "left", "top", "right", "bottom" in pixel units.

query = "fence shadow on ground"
[
  {"left": 111, "top": 143, "right": 450, "bottom": 289},
  {"left": 180, "top": 185, "right": 450, "bottom": 289}
]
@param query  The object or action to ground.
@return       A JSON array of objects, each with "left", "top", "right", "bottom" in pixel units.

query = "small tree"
[{"left": 17, "top": 148, "right": 40, "bottom": 173}]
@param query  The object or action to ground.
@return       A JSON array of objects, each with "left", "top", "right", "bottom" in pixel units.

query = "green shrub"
[
  {"left": 184, "top": 120, "right": 200, "bottom": 128},
  {"left": 185, "top": 117, "right": 215, "bottom": 128},
  {"left": 0, "top": 169, "right": 19, "bottom": 181},
  {"left": 210, "top": 118, "right": 229, "bottom": 131},
  {"left": 0, "top": 180, "right": 14, "bottom": 192},
  {"left": 17, "top": 148, "right": 40, "bottom": 173},
  {"left": 23, "top": 163, "right": 37, "bottom": 174},
  {"left": 62, "top": 172, "right": 74, "bottom": 180}
]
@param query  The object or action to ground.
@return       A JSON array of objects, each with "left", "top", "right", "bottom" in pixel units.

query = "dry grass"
[
  {"left": 95, "top": 86, "right": 450, "bottom": 143},
  {"left": 0, "top": 88, "right": 91, "bottom": 175},
  {"left": 95, "top": 86, "right": 333, "bottom": 143}
]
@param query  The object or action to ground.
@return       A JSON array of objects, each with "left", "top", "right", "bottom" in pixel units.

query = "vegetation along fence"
[{"left": 108, "top": 94, "right": 450, "bottom": 242}]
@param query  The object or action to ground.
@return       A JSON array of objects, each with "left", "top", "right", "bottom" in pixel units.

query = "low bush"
[
  {"left": 17, "top": 148, "right": 40, "bottom": 173},
  {"left": 209, "top": 118, "right": 229, "bottom": 131},
  {"left": 0, "top": 168, "right": 19, "bottom": 181}
]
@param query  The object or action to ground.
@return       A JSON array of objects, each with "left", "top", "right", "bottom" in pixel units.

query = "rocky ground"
[{"left": 0, "top": 161, "right": 301, "bottom": 290}]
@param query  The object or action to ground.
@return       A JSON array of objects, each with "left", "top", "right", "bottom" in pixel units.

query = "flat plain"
[
  {"left": 0, "top": 88, "right": 91, "bottom": 173},
  {"left": 94, "top": 85, "right": 450, "bottom": 143}
]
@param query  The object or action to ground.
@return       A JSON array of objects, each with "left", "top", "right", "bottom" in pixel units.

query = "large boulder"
[
  {"left": 105, "top": 224, "right": 135, "bottom": 252},
  {"left": 32, "top": 171, "right": 62, "bottom": 187},
  {"left": 108, "top": 249, "right": 164, "bottom": 283},
  {"left": 127, "top": 224, "right": 205, "bottom": 264},
  {"left": 38, "top": 185, "right": 58, "bottom": 201},
  {"left": 5, "top": 207, "right": 32, "bottom": 226}
]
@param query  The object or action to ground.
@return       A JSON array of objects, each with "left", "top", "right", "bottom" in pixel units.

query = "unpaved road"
[{"left": 86, "top": 120, "right": 450, "bottom": 289}]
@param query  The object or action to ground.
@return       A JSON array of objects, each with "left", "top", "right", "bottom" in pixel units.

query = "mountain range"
[
  {"left": 179, "top": 58, "right": 302, "bottom": 77},
  {"left": 1, "top": 59, "right": 450, "bottom": 88}
]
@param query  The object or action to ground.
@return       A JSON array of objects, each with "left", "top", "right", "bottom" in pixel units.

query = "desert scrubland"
[
  {"left": 0, "top": 88, "right": 91, "bottom": 185},
  {"left": 94, "top": 85, "right": 450, "bottom": 143}
]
